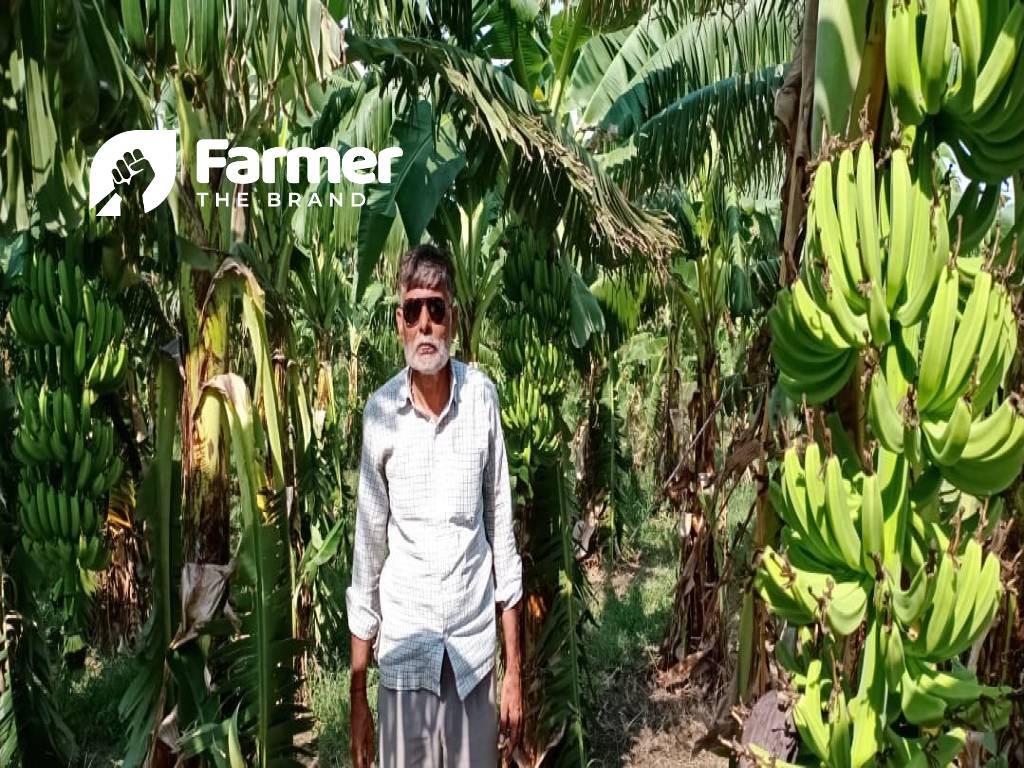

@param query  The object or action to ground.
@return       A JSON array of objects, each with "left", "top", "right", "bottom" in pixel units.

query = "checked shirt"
[{"left": 345, "top": 358, "right": 523, "bottom": 700}]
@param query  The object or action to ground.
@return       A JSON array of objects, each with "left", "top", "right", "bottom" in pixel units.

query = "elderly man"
[{"left": 346, "top": 244, "right": 524, "bottom": 768}]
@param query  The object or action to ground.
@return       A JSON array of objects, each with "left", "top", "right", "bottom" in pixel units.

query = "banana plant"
[
  {"left": 119, "top": 349, "right": 181, "bottom": 768},
  {"left": 573, "top": 0, "right": 798, "bottom": 190},
  {"left": 757, "top": 0, "right": 1024, "bottom": 745},
  {"left": 496, "top": 224, "right": 594, "bottom": 767},
  {"left": 0, "top": 278, "right": 76, "bottom": 765},
  {"left": 577, "top": 265, "right": 653, "bottom": 557},
  {"left": 432, "top": 187, "right": 506, "bottom": 363},
  {"left": 185, "top": 374, "right": 309, "bottom": 768},
  {"left": 659, "top": 157, "right": 782, "bottom": 679}
]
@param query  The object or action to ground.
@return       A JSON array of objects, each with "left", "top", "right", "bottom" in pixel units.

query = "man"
[{"left": 346, "top": 244, "right": 524, "bottom": 768}]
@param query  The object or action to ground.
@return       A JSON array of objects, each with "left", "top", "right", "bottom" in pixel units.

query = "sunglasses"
[{"left": 401, "top": 296, "right": 448, "bottom": 326}]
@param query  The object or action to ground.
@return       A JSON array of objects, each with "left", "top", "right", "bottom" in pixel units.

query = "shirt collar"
[{"left": 399, "top": 358, "right": 463, "bottom": 416}]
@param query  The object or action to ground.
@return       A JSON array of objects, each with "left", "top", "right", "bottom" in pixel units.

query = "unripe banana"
[{"left": 920, "top": 0, "right": 954, "bottom": 113}]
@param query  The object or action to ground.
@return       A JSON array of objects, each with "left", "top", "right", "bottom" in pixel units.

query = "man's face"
[{"left": 396, "top": 285, "right": 457, "bottom": 374}]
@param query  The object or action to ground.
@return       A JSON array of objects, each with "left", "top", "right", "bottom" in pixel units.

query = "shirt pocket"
[
  {"left": 445, "top": 450, "right": 483, "bottom": 527},
  {"left": 385, "top": 448, "right": 429, "bottom": 518},
  {"left": 446, "top": 407, "right": 485, "bottom": 526}
]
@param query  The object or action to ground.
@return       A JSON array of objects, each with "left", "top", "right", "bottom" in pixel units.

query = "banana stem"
[{"left": 550, "top": 0, "right": 592, "bottom": 116}]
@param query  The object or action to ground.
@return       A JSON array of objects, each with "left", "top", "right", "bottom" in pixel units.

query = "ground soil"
[{"left": 585, "top": 557, "right": 729, "bottom": 768}]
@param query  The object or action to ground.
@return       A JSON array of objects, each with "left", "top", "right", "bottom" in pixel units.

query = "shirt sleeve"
[
  {"left": 482, "top": 380, "right": 524, "bottom": 611},
  {"left": 345, "top": 398, "right": 390, "bottom": 641}
]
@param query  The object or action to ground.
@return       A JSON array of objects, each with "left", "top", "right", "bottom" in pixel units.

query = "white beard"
[{"left": 404, "top": 332, "right": 450, "bottom": 374}]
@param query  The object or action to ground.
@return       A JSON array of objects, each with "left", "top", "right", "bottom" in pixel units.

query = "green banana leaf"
[
  {"left": 356, "top": 99, "right": 465, "bottom": 300},
  {"left": 198, "top": 374, "right": 310, "bottom": 768},
  {"left": 119, "top": 349, "right": 183, "bottom": 768}
]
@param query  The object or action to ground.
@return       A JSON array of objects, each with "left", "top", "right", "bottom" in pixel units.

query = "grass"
[
  {"left": 53, "top": 651, "right": 137, "bottom": 766},
  {"left": 588, "top": 512, "right": 678, "bottom": 677},
  {"left": 306, "top": 664, "right": 379, "bottom": 766}
]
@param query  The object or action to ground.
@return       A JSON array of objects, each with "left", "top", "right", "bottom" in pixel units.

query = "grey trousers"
[{"left": 377, "top": 654, "right": 498, "bottom": 767}]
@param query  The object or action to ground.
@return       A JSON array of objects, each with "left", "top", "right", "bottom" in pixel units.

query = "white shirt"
[{"left": 345, "top": 358, "right": 524, "bottom": 699}]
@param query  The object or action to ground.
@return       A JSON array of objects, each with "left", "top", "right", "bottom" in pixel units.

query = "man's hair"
[{"left": 398, "top": 243, "right": 456, "bottom": 302}]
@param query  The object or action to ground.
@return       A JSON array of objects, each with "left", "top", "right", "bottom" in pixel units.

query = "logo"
[
  {"left": 88, "top": 132, "right": 402, "bottom": 215},
  {"left": 89, "top": 130, "right": 178, "bottom": 217}
]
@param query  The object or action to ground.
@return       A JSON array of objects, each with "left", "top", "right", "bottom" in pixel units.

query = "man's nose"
[{"left": 416, "top": 305, "right": 433, "bottom": 333}]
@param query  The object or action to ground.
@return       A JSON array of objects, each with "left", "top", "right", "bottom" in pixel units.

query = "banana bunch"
[
  {"left": 788, "top": 638, "right": 894, "bottom": 768},
  {"left": 755, "top": 548, "right": 873, "bottom": 637},
  {"left": 805, "top": 145, "right": 945, "bottom": 338},
  {"left": 885, "top": 0, "right": 1024, "bottom": 182},
  {"left": 900, "top": 538, "right": 1004, "bottom": 659},
  {"left": 7, "top": 250, "right": 126, "bottom": 575},
  {"left": 763, "top": 42, "right": 1020, "bottom": 763},
  {"left": 9, "top": 251, "right": 87, "bottom": 348},
  {"left": 786, "top": 620, "right": 982, "bottom": 768},
  {"left": 86, "top": 341, "right": 128, "bottom": 393},
  {"left": 524, "top": 342, "right": 566, "bottom": 397},
  {"left": 914, "top": 267, "right": 1015, "bottom": 420},
  {"left": 501, "top": 375, "right": 560, "bottom": 456},
  {"left": 898, "top": 658, "right": 1011, "bottom": 730},
  {"left": 500, "top": 312, "right": 566, "bottom": 405},
  {"left": 16, "top": 482, "right": 104, "bottom": 545},
  {"left": 9, "top": 252, "right": 127, "bottom": 388},
  {"left": 502, "top": 376, "right": 541, "bottom": 434},
  {"left": 501, "top": 242, "right": 534, "bottom": 303},
  {"left": 767, "top": 284, "right": 858, "bottom": 404},
  {"left": 12, "top": 382, "right": 123, "bottom": 497},
  {"left": 498, "top": 314, "right": 539, "bottom": 374},
  {"left": 769, "top": 443, "right": 909, "bottom": 578},
  {"left": 521, "top": 258, "right": 571, "bottom": 330},
  {"left": 866, "top": 267, "right": 1024, "bottom": 493},
  {"left": 933, "top": 399, "right": 1024, "bottom": 495},
  {"left": 761, "top": 442, "right": 1011, "bottom": 759},
  {"left": 948, "top": 180, "right": 1002, "bottom": 255},
  {"left": 774, "top": 143, "right": 947, "bottom": 406}
]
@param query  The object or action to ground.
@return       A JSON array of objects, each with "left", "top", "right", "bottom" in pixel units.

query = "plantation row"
[{"left": 0, "top": 0, "right": 1023, "bottom": 766}]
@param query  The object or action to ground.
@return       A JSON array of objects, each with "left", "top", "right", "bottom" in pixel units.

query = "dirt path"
[{"left": 585, "top": 541, "right": 728, "bottom": 768}]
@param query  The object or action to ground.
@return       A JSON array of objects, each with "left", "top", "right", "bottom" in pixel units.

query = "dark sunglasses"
[{"left": 401, "top": 296, "right": 448, "bottom": 326}]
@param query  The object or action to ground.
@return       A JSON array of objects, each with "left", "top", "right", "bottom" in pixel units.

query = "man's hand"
[
  {"left": 350, "top": 634, "right": 376, "bottom": 768},
  {"left": 350, "top": 685, "right": 375, "bottom": 768},
  {"left": 498, "top": 602, "right": 523, "bottom": 759},
  {"left": 499, "top": 667, "right": 523, "bottom": 759}
]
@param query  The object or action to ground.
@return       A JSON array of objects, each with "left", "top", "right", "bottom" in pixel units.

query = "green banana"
[
  {"left": 793, "top": 659, "right": 830, "bottom": 760},
  {"left": 921, "top": 397, "right": 972, "bottom": 465},
  {"left": 886, "top": 148, "right": 914, "bottom": 308},
  {"left": 901, "top": 668, "right": 948, "bottom": 725},
  {"left": 916, "top": 263, "right": 958, "bottom": 412},
  {"left": 896, "top": 188, "right": 945, "bottom": 327},
  {"left": 930, "top": 269, "right": 992, "bottom": 415},
  {"left": 859, "top": 473, "right": 885, "bottom": 572},
  {"left": 855, "top": 142, "right": 883, "bottom": 283},
  {"left": 886, "top": 0, "right": 927, "bottom": 124},
  {"left": 969, "top": 2, "right": 1024, "bottom": 116},
  {"left": 823, "top": 456, "right": 863, "bottom": 571}
]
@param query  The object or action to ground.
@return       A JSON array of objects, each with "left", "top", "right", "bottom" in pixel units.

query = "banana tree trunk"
[
  {"left": 661, "top": 337, "right": 724, "bottom": 676},
  {"left": 739, "top": 402, "right": 778, "bottom": 704},
  {"left": 180, "top": 266, "right": 231, "bottom": 566},
  {"left": 657, "top": 310, "right": 681, "bottom": 503},
  {"left": 517, "top": 453, "right": 588, "bottom": 768}
]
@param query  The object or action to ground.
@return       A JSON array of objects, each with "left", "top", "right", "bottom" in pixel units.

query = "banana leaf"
[
  {"left": 120, "top": 348, "right": 183, "bottom": 768},
  {"left": 198, "top": 374, "right": 310, "bottom": 768}
]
